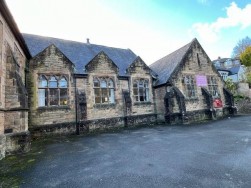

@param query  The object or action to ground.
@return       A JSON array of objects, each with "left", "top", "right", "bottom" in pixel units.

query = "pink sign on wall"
[{"left": 196, "top": 75, "right": 207, "bottom": 86}]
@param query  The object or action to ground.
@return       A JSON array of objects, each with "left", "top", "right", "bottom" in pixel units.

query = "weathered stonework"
[
  {"left": 28, "top": 45, "right": 76, "bottom": 131},
  {"left": 0, "top": 134, "right": 6, "bottom": 160},
  {"left": 0, "top": 1, "right": 238, "bottom": 160},
  {"left": 152, "top": 39, "right": 236, "bottom": 124},
  {"left": 0, "top": 3, "right": 31, "bottom": 160}
]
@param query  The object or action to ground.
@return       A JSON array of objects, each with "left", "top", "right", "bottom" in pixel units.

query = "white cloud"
[
  {"left": 197, "top": 0, "right": 208, "bottom": 5},
  {"left": 190, "top": 2, "right": 251, "bottom": 44}
]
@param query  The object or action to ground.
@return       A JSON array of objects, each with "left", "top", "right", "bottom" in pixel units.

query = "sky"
[{"left": 5, "top": 0, "right": 251, "bottom": 65}]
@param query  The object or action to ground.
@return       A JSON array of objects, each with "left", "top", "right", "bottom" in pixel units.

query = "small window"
[{"left": 133, "top": 79, "right": 149, "bottom": 102}]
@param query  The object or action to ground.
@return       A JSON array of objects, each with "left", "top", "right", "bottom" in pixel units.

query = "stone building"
[
  {"left": 0, "top": 2, "right": 31, "bottom": 160},
  {"left": 0, "top": 1, "right": 236, "bottom": 160},
  {"left": 23, "top": 34, "right": 157, "bottom": 136},
  {"left": 150, "top": 38, "right": 236, "bottom": 124}
]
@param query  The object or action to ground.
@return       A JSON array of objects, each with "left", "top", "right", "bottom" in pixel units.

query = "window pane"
[
  {"left": 135, "top": 96, "right": 139, "bottom": 101},
  {"left": 100, "top": 80, "right": 107, "bottom": 88},
  {"left": 139, "top": 80, "right": 144, "bottom": 87},
  {"left": 101, "top": 89, "right": 108, "bottom": 103},
  {"left": 102, "top": 88, "right": 108, "bottom": 97},
  {"left": 108, "top": 79, "right": 114, "bottom": 88},
  {"left": 94, "top": 88, "right": 100, "bottom": 96},
  {"left": 139, "top": 88, "right": 144, "bottom": 101},
  {"left": 49, "top": 89, "right": 59, "bottom": 105},
  {"left": 133, "top": 81, "right": 138, "bottom": 88},
  {"left": 145, "top": 88, "right": 149, "bottom": 101},
  {"left": 95, "top": 97, "right": 101, "bottom": 104},
  {"left": 38, "top": 89, "right": 47, "bottom": 106},
  {"left": 49, "top": 76, "right": 57, "bottom": 88},
  {"left": 60, "top": 89, "right": 68, "bottom": 105},
  {"left": 144, "top": 80, "right": 149, "bottom": 88},
  {"left": 59, "top": 77, "right": 67, "bottom": 88},
  {"left": 94, "top": 78, "right": 100, "bottom": 87},
  {"left": 109, "top": 89, "right": 115, "bottom": 103},
  {"left": 38, "top": 76, "right": 47, "bottom": 87},
  {"left": 133, "top": 88, "right": 138, "bottom": 95}
]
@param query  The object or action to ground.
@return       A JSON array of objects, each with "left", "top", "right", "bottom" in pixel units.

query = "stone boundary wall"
[
  {"left": 0, "top": 135, "right": 6, "bottom": 160},
  {"left": 5, "top": 131, "right": 30, "bottom": 155},
  {"left": 29, "top": 114, "right": 158, "bottom": 137}
]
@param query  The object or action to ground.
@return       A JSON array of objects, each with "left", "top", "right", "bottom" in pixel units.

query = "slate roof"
[
  {"left": 150, "top": 39, "right": 194, "bottom": 86},
  {"left": 212, "top": 58, "right": 242, "bottom": 75},
  {"left": 22, "top": 33, "right": 138, "bottom": 76},
  {"left": 228, "top": 66, "right": 241, "bottom": 75}
]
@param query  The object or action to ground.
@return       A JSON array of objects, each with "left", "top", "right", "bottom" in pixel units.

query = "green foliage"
[
  {"left": 246, "top": 70, "right": 251, "bottom": 84},
  {"left": 232, "top": 36, "right": 251, "bottom": 58},
  {"left": 225, "top": 78, "right": 237, "bottom": 94},
  {"left": 240, "top": 46, "right": 251, "bottom": 67}
]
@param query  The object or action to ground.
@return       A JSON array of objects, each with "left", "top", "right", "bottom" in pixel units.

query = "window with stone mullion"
[
  {"left": 93, "top": 77, "right": 115, "bottom": 104},
  {"left": 38, "top": 75, "right": 68, "bottom": 107},
  {"left": 207, "top": 76, "right": 219, "bottom": 97},
  {"left": 184, "top": 75, "right": 197, "bottom": 98},
  {"left": 133, "top": 79, "right": 149, "bottom": 102}
]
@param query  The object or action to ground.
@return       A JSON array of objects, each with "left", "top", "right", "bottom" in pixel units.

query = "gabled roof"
[
  {"left": 85, "top": 51, "right": 118, "bottom": 70},
  {"left": 127, "top": 56, "right": 158, "bottom": 77},
  {"left": 22, "top": 33, "right": 137, "bottom": 76},
  {"left": 150, "top": 39, "right": 195, "bottom": 86}
]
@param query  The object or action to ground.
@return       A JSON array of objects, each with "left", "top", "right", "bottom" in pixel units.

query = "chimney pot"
[{"left": 87, "top": 38, "right": 90, "bottom": 44}]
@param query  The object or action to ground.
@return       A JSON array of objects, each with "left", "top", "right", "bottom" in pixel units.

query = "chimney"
[
  {"left": 218, "top": 56, "right": 221, "bottom": 59},
  {"left": 86, "top": 38, "right": 90, "bottom": 44}
]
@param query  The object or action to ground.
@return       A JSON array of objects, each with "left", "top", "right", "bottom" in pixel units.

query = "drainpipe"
[{"left": 74, "top": 75, "right": 79, "bottom": 135}]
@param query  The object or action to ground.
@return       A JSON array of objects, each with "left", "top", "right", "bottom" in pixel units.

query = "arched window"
[
  {"left": 59, "top": 77, "right": 68, "bottom": 105},
  {"left": 93, "top": 77, "right": 115, "bottom": 104},
  {"left": 49, "top": 76, "right": 58, "bottom": 105},
  {"left": 38, "top": 75, "right": 68, "bottom": 107},
  {"left": 133, "top": 79, "right": 149, "bottom": 102},
  {"left": 38, "top": 75, "right": 48, "bottom": 107}
]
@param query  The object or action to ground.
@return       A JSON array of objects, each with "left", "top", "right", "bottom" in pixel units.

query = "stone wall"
[
  {"left": 85, "top": 52, "right": 125, "bottom": 120},
  {"left": 171, "top": 41, "right": 226, "bottom": 113},
  {"left": 0, "top": 10, "right": 30, "bottom": 159},
  {"left": 28, "top": 45, "right": 76, "bottom": 129},
  {"left": 154, "top": 86, "right": 166, "bottom": 121},
  {"left": 128, "top": 57, "right": 155, "bottom": 116},
  {"left": 0, "top": 134, "right": 6, "bottom": 160},
  {"left": 5, "top": 131, "right": 30, "bottom": 155}
]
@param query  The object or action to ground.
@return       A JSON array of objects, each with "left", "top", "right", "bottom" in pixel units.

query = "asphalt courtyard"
[{"left": 14, "top": 116, "right": 251, "bottom": 187}]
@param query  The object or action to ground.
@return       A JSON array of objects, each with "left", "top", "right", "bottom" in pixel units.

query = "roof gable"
[
  {"left": 85, "top": 51, "right": 119, "bottom": 73},
  {"left": 127, "top": 56, "right": 150, "bottom": 74},
  {"left": 150, "top": 39, "right": 194, "bottom": 86},
  {"left": 31, "top": 44, "right": 74, "bottom": 67},
  {"left": 22, "top": 33, "right": 137, "bottom": 76}
]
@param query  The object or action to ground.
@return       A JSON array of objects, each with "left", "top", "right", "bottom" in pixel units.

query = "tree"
[
  {"left": 232, "top": 36, "right": 251, "bottom": 58},
  {"left": 225, "top": 78, "right": 237, "bottom": 94},
  {"left": 240, "top": 46, "right": 251, "bottom": 67}
]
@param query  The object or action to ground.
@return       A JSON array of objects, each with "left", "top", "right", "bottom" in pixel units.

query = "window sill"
[
  {"left": 185, "top": 97, "right": 199, "bottom": 101},
  {"left": 133, "top": 101, "right": 152, "bottom": 106},
  {"left": 94, "top": 103, "right": 116, "bottom": 109},
  {"left": 37, "top": 105, "right": 70, "bottom": 112}
]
